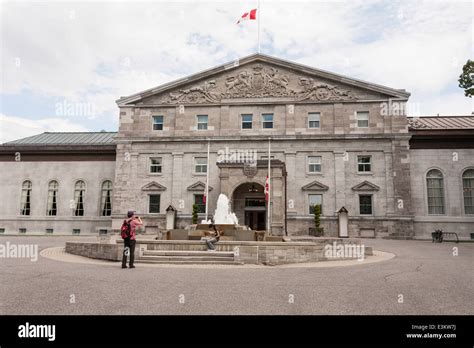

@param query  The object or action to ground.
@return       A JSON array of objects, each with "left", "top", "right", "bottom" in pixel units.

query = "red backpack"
[{"left": 121, "top": 219, "right": 131, "bottom": 239}]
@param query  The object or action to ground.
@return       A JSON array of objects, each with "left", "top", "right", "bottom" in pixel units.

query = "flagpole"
[
  {"left": 257, "top": 0, "right": 261, "bottom": 53},
  {"left": 267, "top": 137, "right": 271, "bottom": 235},
  {"left": 204, "top": 139, "right": 210, "bottom": 222}
]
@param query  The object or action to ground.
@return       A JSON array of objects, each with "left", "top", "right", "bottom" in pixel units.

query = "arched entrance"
[{"left": 232, "top": 182, "right": 266, "bottom": 231}]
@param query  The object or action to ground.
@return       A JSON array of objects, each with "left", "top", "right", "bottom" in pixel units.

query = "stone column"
[
  {"left": 334, "top": 151, "right": 346, "bottom": 214},
  {"left": 384, "top": 150, "right": 395, "bottom": 215},
  {"left": 270, "top": 167, "right": 285, "bottom": 235},
  {"left": 171, "top": 152, "right": 184, "bottom": 212},
  {"left": 285, "top": 151, "right": 297, "bottom": 215}
]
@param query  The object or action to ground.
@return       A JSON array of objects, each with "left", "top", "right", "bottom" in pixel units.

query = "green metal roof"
[{"left": 3, "top": 132, "right": 117, "bottom": 145}]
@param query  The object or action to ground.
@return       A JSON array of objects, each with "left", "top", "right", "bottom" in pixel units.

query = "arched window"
[
  {"left": 47, "top": 181, "right": 59, "bottom": 216},
  {"left": 20, "top": 181, "right": 32, "bottom": 216},
  {"left": 462, "top": 169, "right": 474, "bottom": 214},
  {"left": 100, "top": 180, "right": 112, "bottom": 216},
  {"left": 426, "top": 169, "right": 445, "bottom": 214},
  {"left": 73, "top": 181, "right": 86, "bottom": 216}
]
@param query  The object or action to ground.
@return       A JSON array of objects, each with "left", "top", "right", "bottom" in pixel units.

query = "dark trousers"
[{"left": 122, "top": 238, "right": 136, "bottom": 267}]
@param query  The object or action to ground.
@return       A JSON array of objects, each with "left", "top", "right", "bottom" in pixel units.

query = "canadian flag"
[
  {"left": 265, "top": 175, "right": 270, "bottom": 202},
  {"left": 237, "top": 8, "right": 257, "bottom": 24}
]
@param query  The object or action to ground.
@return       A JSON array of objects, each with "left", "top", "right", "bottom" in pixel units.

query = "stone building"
[{"left": 0, "top": 54, "right": 473, "bottom": 239}]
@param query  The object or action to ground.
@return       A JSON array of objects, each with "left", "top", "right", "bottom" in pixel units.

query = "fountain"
[
  {"left": 202, "top": 194, "right": 238, "bottom": 225},
  {"left": 185, "top": 193, "right": 260, "bottom": 241}
]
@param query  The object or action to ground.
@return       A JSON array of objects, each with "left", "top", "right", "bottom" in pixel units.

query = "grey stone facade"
[
  {"left": 1, "top": 54, "right": 473, "bottom": 239},
  {"left": 112, "top": 54, "right": 414, "bottom": 238},
  {"left": 0, "top": 160, "right": 115, "bottom": 234}
]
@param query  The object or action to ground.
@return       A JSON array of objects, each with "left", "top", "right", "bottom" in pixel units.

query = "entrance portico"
[{"left": 217, "top": 160, "right": 286, "bottom": 235}]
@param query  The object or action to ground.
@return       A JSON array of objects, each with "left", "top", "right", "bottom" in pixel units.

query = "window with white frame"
[
  {"left": 356, "top": 111, "right": 369, "bottom": 127},
  {"left": 152, "top": 116, "right": 164, "bottom": 131},
  {"left": 242, "top": 114, "right": 253, "bottom": 129},
  {"left": 357, "top": 155, "right": 372, "bottom": 172},
  {"left": 308, "top": 112, "right": 320, "bottom": 128},
  {"left": 149, "top": 157, "right": 162, "bottom": 173},
  {"left": 20, "top": 180, "right": 32, "bottom": 216},
  {"left": 197, "top": 115, "right": 208, "bottom": 130},
  {"left": 308, "top": 194, "right": 322, "bottom": 214},
  {"left": 46, "top": 180, "right": 58, "bottom": 216},
  {"left": 100, "top": 181, "right": 112, "bottom": 216},
  {"left": 463, "top": 169, "right": 474, "bottom": 214},
  {"left": 262, "top": 114, "right": 273, "bottom": 129},
  {"left": 426, "top": 169, "right": 445, "bottom": 215},
  {"left": 194, "top": 157, "right": 207, "bottom": 173},
  {"left": 308, "top": 156, "right": 322, "bottom": 173},
  {"left": 73, "top": 180, "right": 85, "bottom": 216}
]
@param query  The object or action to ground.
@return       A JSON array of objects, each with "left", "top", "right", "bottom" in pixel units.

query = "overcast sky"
[{"left": 1, "top": 0, "right": 473, "bottom": 143}]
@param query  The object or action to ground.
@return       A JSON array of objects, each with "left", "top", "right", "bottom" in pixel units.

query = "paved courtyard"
[{"left": 0, "top": 236, "right": 472, "bottom": 315}]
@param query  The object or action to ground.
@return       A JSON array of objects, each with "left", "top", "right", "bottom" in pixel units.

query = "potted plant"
[
  {"left": 192, "top": 204, "right": 198, "bottom": 225},
  {"left": 314, "top": 204, "right": 324, "bottom": 236}
]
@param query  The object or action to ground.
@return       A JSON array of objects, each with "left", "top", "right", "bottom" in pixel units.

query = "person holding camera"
[{"left": 121, "top": 211, "right": 143, "bottom": 269}]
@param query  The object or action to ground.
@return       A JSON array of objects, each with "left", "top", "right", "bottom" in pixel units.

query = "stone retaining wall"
[
  {"left": 65, "top": 241, "right": 121, "bottom": 261},
  {"left": 65, "top": 238, "right": 372, "bottom": 265}
]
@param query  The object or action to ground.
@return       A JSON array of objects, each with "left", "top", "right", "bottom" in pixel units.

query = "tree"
[
  {"left": 458, "top": 59, "right": 474, "bottom": 97},
  {"left": 192, "top": 204, "right": 198, "bottom": 224},
  {"left": 314, "top": 204, "right": 323, "bottom": 236}
]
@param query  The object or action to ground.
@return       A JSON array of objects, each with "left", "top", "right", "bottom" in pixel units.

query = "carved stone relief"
[{"left": 158, "top": 64, "right": 357, "bottom": 104}]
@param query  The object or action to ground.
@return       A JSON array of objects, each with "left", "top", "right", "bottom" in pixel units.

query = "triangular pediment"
[
  {"left": 187, "top": 181, "right": 213, "bottom": 192},
  {"left": 141, "top": 181, "right": 167, "bottom": 191},
  {"left": 117, "top": 54, "right": 409, "bottom": 106},
  {"left": 301, "top": 180, "right": 329, "bottom": 191},
  {"left": 351, "top": 181, "right": 380, "bottom": 192}
]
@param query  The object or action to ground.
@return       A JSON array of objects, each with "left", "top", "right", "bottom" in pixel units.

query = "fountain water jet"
[{"left": 202, "top": 194, "right": 238, "bottom": 225}]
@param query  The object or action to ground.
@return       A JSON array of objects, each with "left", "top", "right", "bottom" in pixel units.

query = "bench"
[{"left": 431, "top": 230, "right": 459, "bottom": 243}]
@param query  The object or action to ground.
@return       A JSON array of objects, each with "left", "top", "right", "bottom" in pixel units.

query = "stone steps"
[
  {"left": 143, "top": 250, "right": 234, "bottom": 257},
  {"left": 138, "top": 258, "right": 241, "bottom": 265},
  {"left": 138, "top": 249, "right": 237, "bottom": 264}
]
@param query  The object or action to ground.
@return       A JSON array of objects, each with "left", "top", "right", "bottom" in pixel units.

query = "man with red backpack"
[{"left": 121, "top": 211, "right": 143, "bottom": 269}]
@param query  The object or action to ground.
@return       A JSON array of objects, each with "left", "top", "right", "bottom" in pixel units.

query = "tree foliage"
[
  {"left": 314, "top": 204, "right": 323, "bottom": 236},
  {"left": 458, "top": 59, "right": 474, "bottom": 98}
]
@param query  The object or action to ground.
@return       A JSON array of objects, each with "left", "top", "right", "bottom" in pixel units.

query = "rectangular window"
[
  {"left": 149, "top": 157, "right": 162, "bottom": 174},
  {"left": 359, "top": 195, "right": 373, "bottom": 215},
  {"left": 197, "top": 115, "right": 208, "bottom": 130},
  {"left": 262, "top": 114, "right": 273, "bottom": 129},
  {"left": 0, "top": 228, "right": 4, "bottom": 234},
  {"left": 153, "top": 116, "right": 164, "bottom": 131},
  {"left": 309, "top": 194, "right": 323, "bottom": 214},
  {"left": 149, "top": 194, "right": 161, "bottom": 214},
  {"left": 72, "top": 229, "right": 81, "bottom": 235},
  {"left": 308, "top": 112, "right": 320, "bottom": 128},
  {"left": 99, "top": 229, "right": 108, "bottom": 235},
  {"left": 194, "top": 157, "right": 207, "bottom": 173},
  {"left": 194, "top": 194, "right": 205, "bottom": 214},
  {"left": 19, "top": 228, "right": 26, "bottom": 233},
  {"left": 242, "top": 114, "right": 253, "bottom": 129},
  {"left": 308, "top": 156, "right": 322, "bottom": 173},
  {"left": 356, "top": 111, "right": 369, "bottom": 128},
  {"left": 46, "top": 228, "right": 53, "bottom": 234},
  {"left": 358, "top": 156, "right": 372, "bottom": 172}
]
